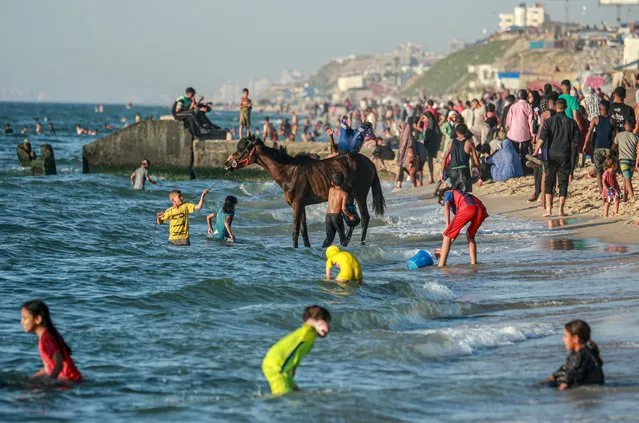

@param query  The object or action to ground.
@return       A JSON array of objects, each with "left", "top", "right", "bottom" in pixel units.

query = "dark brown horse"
[{"left": 224, "top": 135, "right": 385, "bottom": 248}]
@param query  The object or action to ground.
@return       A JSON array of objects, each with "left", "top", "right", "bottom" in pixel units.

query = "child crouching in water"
[
  {"left": 207, "top": 195, "right": 238, "bottom": 241},
  {"left": 325, "top": 246, "right": 363, "bottom": 284},
  {"left": 262, "top": 305, "right": 331, "bottom": 396},
  {"left": 21, "top": 300, "right": 82, "bottom": 383},
  {"left": 601, "top": 158, "right": 621, "bottom": 217},
  {"left": 544, "top": 319, "right": 604, "bottom": 390}
]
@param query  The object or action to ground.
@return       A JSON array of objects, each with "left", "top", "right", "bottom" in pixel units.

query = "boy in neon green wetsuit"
[
  {"left": 262, "top": 305, "right": 331, "bottom": 396},
  {"left": 325, "top": 246, "right": 363, "bottom": 283}
]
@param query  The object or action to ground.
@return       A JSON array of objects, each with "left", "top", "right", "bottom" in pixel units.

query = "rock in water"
[
  {"left": 16, "top": 139, "right": 36, "bottom": 167},
  {"left": 40, "top": 144, "right": 57, "bottom": 175}
]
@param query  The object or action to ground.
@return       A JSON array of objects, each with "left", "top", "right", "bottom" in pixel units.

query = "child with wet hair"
[
  {"left": 262, "top": 305, "right": 331, "bottom": 396},
  {"left": 544, "top": 319, "right": 604, "bottom": 390},
  {"left": 601, "top": 158, "right": 621, "bottom": 217},
  {"left": 20, "top": 300, "right": 82, "bottom": 382},
  {"left": 207, "top": 195, "right": 238, "bottom": 241}
]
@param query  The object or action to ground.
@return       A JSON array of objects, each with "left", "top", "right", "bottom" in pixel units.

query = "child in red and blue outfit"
[{"left": 437, "top": 189, "right": 488, "bottom": 267}]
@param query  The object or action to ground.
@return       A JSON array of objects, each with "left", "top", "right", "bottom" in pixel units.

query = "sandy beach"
[{"left": 382, "top": 157, "right": 639, "bottom": 245}]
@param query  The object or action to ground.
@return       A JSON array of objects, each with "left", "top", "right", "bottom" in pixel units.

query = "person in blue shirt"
[
  {"left": 485, "top": 139, "right": 524, "bottom": 181},
  {"left": 334, "top": 116, "right": 373, "bottom": 154},
  {"left": 207, "top": 195, "right": 237, "bottom": 241}
]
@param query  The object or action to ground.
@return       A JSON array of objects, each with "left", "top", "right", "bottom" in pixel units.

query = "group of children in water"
[
  {"left": 21, "top": 299, "right": 603, "bottom": 395},
  {"left": 20, "top": 145, "right": 592, "bottom": 396}
]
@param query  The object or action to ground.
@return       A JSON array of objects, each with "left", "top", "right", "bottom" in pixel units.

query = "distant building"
[
  {"left": 337, "top": 75, "right": 365, "bottom": 92},
  {"left": 217, "top": 82, "right": 241, "bottom": 103},
  {"left": 468, "top": 64, "right": 498, "bottom": 88},
  {"left": 623, "top": 36, "right": 639, "bottom": 69},
  {"left": 499, "top": 3, "right": 549, "bottom": 32}
]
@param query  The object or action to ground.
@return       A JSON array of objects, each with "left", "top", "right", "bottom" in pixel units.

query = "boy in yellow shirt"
[
  {"left": 262, "top": 305, "right": 331, "bottom": 396},
  {"left": 156, "top": 189, "right": 208, "bottom": 246},
  {"left": 325, "top": 246, "right": 363, "bottom": 283}
]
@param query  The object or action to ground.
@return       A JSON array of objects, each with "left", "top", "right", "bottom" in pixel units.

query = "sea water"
[{"left": 1, "top": 102, "right": 639, "bottom": 422}]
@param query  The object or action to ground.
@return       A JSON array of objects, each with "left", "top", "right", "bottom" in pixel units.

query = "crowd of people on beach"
[{"left": 228, "top": 78, "right": 639, "bottom": 223}]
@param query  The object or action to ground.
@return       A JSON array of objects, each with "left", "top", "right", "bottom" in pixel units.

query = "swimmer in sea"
[
  {"left": 262, "top": 305, "right": 330, "bottom": 396},
  {"left": 206, "top": 195, "right": 237, "bottom": 242},
  {"left": 543, "top": 319, "right": 604, "bottom": 390},
  {"left": 20, "top": 300, "right": 82, "bottom": 383},
  {"left": 325, "top": 246, "right": 363, "bottom": 283}
]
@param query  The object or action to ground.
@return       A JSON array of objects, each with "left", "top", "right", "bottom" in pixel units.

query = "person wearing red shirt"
[
  {"left": 20, "top": 300, "right": 82, "bottom": 383},
  {"left": 437, "top": 189, "right": 489, "bottom": 267}
]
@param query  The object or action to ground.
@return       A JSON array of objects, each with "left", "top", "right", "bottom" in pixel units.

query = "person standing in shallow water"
[
  {"left": 322, "top": 173, "right": 356, "bottom": 248},
  {"left": 130, "top": 159, "right": 156, "bottom": 190},
  {"left": 436, "top": 188, "right": 488, "bottom": 267},
  {"left": 156, "top": 189, "right": 209, "bottom": 246}
]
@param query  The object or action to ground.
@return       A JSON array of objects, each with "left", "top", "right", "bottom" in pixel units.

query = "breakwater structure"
[{"left": 82, "top": 120, "right": 392, "bottom": 180}]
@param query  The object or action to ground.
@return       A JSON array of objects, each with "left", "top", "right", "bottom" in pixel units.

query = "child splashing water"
[
  {"left": 544, "top": 319, "right": 604, "bottom": 390},
  {"left": 207, "top": 195, "right": 238, "bottom": 242},
  {"left": 20, "top": 300, "right": 82, "bottom": 383}
]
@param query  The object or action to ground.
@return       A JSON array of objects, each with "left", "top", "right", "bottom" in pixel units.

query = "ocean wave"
[
  {"left": 404, "top": 322, "right": 555, "bottom": 358},
  {"left": 334, "top": 300, "right": 475, "bottom": 332}
]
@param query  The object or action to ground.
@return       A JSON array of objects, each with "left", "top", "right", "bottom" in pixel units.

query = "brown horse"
[{"left": 224, "top": 135, "right": 385, "bottom": 248}]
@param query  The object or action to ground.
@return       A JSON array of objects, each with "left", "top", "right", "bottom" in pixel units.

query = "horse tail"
[{"left": 371, "top": 171, "right": 385, "bottom": 216}]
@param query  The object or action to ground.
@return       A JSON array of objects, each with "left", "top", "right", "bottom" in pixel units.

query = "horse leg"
[
  {"left": 345, "top": 225, "right": 354, "bottom": 247},
  {"left": 292, "top": 204, "right": 302, "bottom": 248},
  {"left": 301, "top": 208, "right": 311, "bottom": 248},
  {"left": 356, "top": 196, "right": 371, "bottom": 245}
]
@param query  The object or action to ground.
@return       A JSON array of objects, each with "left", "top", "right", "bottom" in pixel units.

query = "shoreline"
[
  {"left": 480, "top": 193, "right": 639, "bottom": 246},
  {"left": 389, "top": 171, "right": 639, "bottom": 246}
]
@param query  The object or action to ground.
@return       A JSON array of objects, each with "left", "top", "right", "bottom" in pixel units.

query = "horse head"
[{"left": 224, "top": 134, "right": 263, "bottom": 171}]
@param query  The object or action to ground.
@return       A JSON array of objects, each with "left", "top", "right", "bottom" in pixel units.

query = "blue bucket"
[{"left": 407, "top": 250, "right": 434, "bottom": 270}]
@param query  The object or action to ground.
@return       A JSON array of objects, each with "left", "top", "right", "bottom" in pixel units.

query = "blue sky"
[{"left": 0, "top": 0, "right": 624, "bottom": 104}]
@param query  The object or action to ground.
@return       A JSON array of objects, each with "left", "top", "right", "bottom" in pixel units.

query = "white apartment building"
[{"left": 499, "top": 3, "right": 549, "bottom": 32}]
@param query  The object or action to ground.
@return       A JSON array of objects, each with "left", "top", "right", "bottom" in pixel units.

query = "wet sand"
[{"left": 387, "top": 162, "right": 639, "bottom": 245}]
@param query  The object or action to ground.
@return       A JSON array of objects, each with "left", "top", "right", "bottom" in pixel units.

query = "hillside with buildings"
[
  {"left": 221, "top": 44, "right": 444, "bottom": 107},
  {"left": 399, "top": 40, "right": 519, "bottom": 97},
  {"left": 400, "top": 2, "right": 633, "bottom": 98},
  {"left": 213, "top": 2, "right": 639, "bottom": 107}
]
